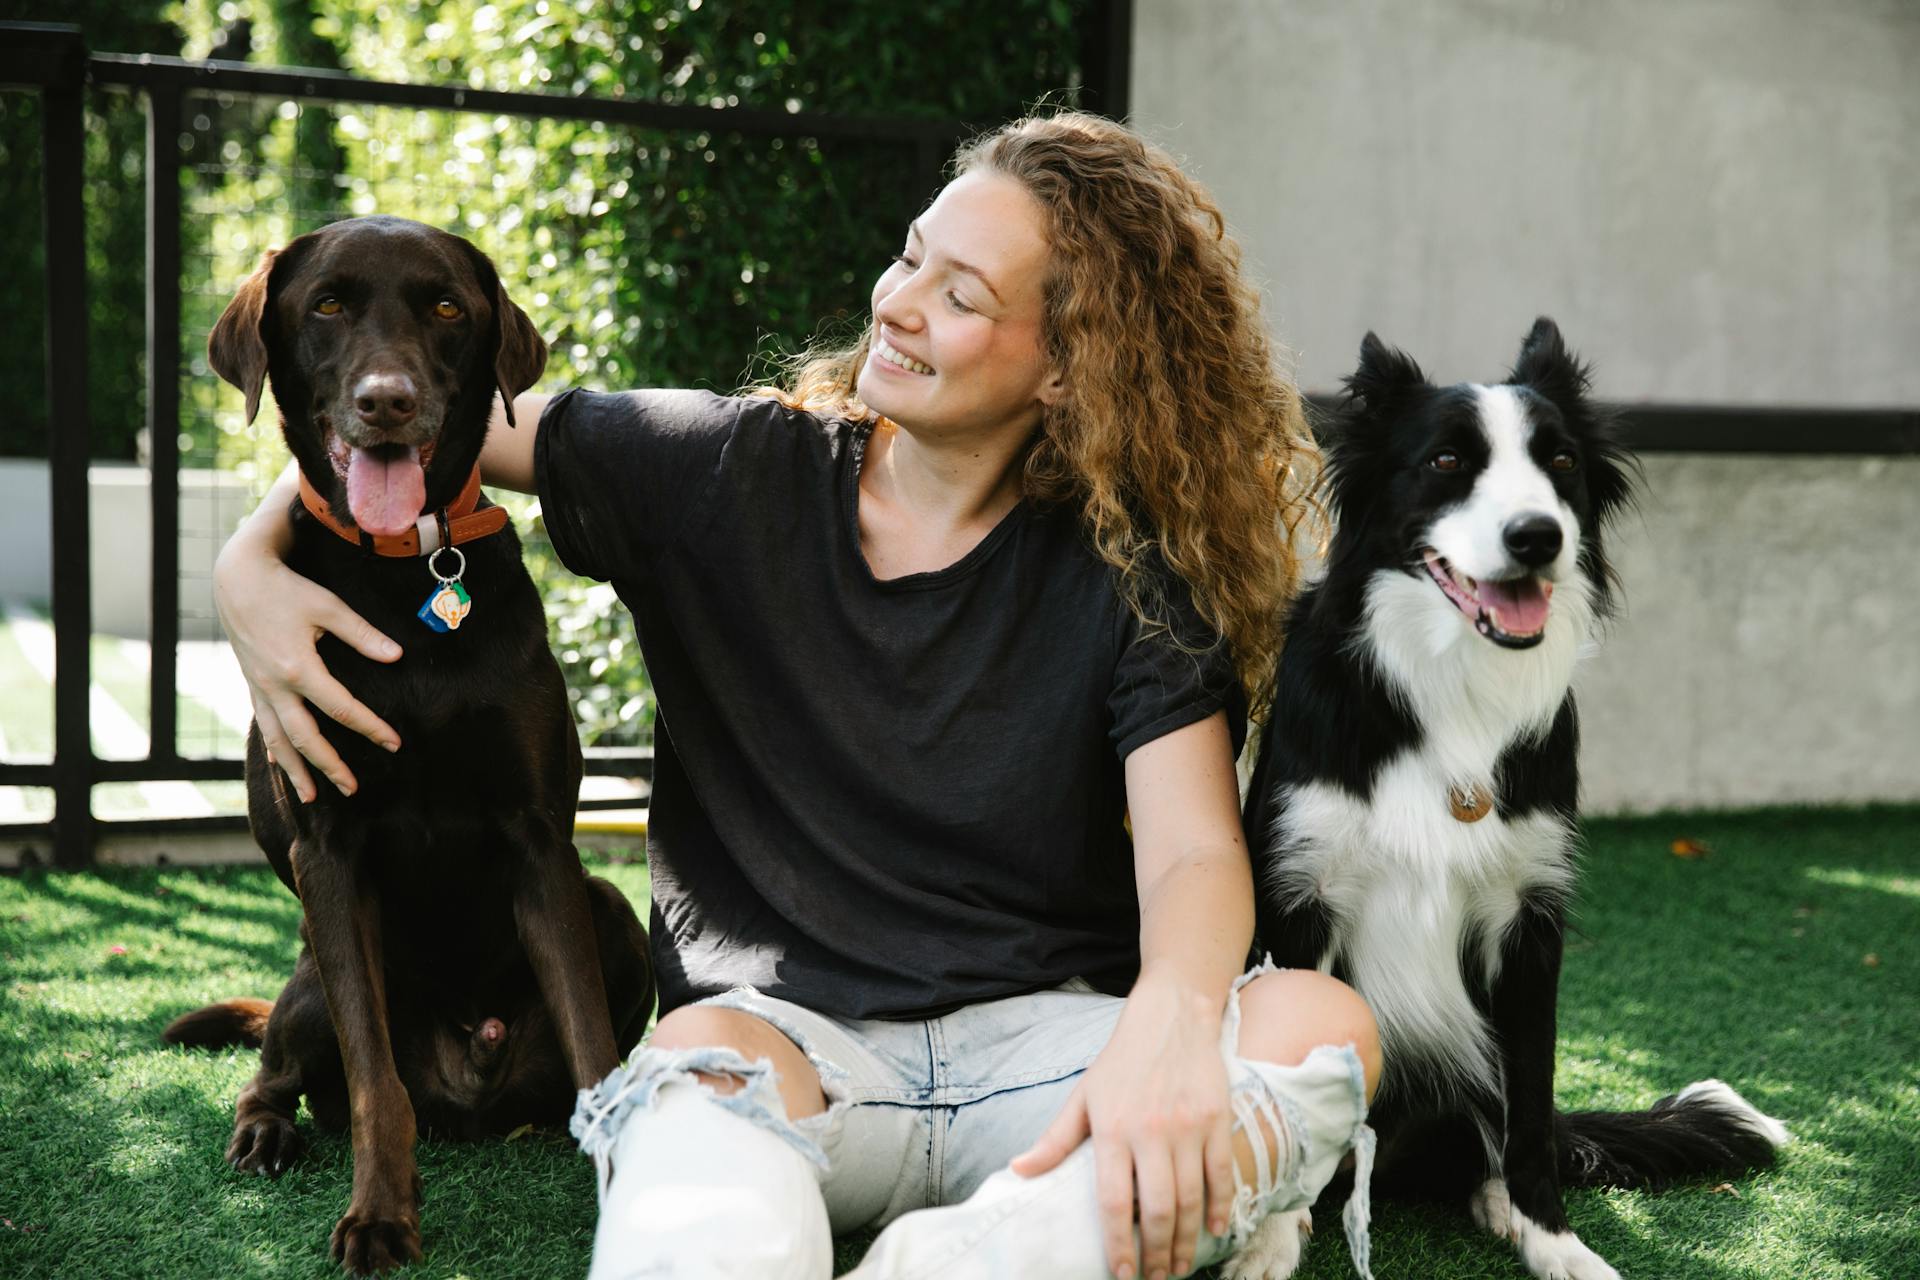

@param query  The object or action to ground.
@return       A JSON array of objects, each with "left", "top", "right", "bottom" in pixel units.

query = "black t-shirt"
[{"left": 535, "top": 388, "right": 1246, "bottom": 1020}]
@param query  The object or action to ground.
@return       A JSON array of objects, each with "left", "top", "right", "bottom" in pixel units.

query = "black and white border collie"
[{"left": 1231, "top": 320, "right": 1789, "bottom": 1280}]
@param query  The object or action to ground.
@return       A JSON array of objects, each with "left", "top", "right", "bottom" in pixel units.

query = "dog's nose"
[
  {"left": 1503, "top": 514, "right": 1564, "bottom": 567},
  {"left": 353, "top": 372, "right": 418, "bottom": 429}
]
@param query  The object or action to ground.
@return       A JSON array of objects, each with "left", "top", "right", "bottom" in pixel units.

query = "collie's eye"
[
  {"left": 1427, "top": 451, "right": 1462, "bottom": 472},
  {"left": 434, "top": 298, "right": 463, "bottom": 320},
  {"left": 313, "top": 295, "right": 342, "bottom": 316},
  {"left": 1550, "top": 451, "right": 1578, "bottom": 472}
]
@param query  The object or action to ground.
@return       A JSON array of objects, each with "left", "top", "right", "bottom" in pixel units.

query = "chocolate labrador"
[{"left": 167, "top": 216, "right": 653, "bottom": 1275}]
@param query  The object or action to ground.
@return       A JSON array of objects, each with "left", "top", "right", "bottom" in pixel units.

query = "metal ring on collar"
[{"left": 428, "top": 545, "right": 465, "bottom": 584}]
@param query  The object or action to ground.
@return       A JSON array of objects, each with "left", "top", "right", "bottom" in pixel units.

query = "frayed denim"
[{"left": 572, "top": 967, "right": 1373, "bottom": 1279}]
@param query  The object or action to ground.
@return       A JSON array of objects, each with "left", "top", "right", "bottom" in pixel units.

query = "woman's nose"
[{"left": 874, "top": 275, "right": 924, "bottom": 332}]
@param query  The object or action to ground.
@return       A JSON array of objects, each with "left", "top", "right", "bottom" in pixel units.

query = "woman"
[{"left": 215, "top": 112, "right": 1382, "bottom": 1280}]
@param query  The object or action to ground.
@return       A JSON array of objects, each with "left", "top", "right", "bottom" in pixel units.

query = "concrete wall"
[
  {"left": 1133, "top": 0, "right": 1920, "bottom": 811},
  {"left": 1130, "top": 0, "right": 1918, "bottom": 403},
  {"left": 0, "top": 460, "right": 248, "bottom": 641}
]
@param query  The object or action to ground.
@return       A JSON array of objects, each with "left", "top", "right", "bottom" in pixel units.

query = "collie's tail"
[
  {"left": 1558, "top": 1080, "right": 1790, "bottom": 1189},
  {"left": 161, "top": 997, "right": 274, "bottom": 1049}
]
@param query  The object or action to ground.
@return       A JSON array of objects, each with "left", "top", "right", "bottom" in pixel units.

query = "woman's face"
[{"left": 858, "top": 170, "right": 1062, "bottom": 441}]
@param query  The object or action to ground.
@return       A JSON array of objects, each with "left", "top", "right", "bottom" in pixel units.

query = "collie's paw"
[
  {"left": 1469, "top": 1177, "right": 1516, "bottom": 1239},
  {"left": 1221, "top": 1207, "right": 1312, "bottom": 1280},
  {"left": 1511, "top": 1211, "right": 1620, "bottom": 1280}
]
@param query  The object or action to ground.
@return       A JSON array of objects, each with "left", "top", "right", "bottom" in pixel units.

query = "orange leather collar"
[{"left": 297, "top": 464, "right": 507, "bottom": 557}]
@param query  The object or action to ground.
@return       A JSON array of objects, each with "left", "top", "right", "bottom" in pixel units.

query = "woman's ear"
[{"left": 1038, "top": 366, "right": 1069, "bottom": 408}]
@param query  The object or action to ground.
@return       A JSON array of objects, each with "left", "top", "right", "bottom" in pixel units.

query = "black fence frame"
[
  {"left": 4, "top": 10, "right": 1916, "bottom": 869},
  {"left": 0, "top": 11, "right": 1137, "bottom": 867}
]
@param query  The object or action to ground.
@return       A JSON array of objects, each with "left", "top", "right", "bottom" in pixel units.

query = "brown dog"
[{"left": 170, "top": 216, "right": 653, "bottom": 1275}]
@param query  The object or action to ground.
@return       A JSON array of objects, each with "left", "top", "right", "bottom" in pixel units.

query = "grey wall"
[
  {"left": 1134, "top": 0, "right": 1919, "bottom": 811},
  {"left": 1131, "top": 0, "right": 1918, "bottom": 404}
]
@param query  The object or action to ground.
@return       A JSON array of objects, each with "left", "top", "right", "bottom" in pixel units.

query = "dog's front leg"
[
  {"left": 1483, "top": 901, "right": 1619, "bottom": 1280},
  {"left": 292, "top": 820, "right": 422, "bottom": 1276},
  {"left": 506, "top": 811, "right": 620, "bottom": 1089}
]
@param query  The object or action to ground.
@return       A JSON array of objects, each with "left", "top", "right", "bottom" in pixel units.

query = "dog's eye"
[
  {"left": 1427, "top": 451, "right": 1462, "bottom": 472},
  {"left": 1550, "top": 451, "right": 1578, "bottom": 472},
  {"left": 313, "top": 296, "right": 342, "bottom": 316},
  {"left": 434, "top": 298, "right": 463, "bottom": 320}
]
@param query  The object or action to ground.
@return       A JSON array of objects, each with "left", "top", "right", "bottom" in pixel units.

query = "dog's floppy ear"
[
  {"left": 207, "top": 248, "right": 279, "bottom": 425},
  {"left": 463, "top": 242, "right": 548, "bottom": 427},
  {"left": 1343, "top": 331, "right": 1426, "bottom": 414},
  {"left": 1508, "top": 316, "right": 1591, "bottom": 410}
]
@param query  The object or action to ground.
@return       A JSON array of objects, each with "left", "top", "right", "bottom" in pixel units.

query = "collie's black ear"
[
  {"left": 1509, "top": 316, "right": 1591, "bottom": 409},
  {"left": 461, "top": 241, "right": 547, "bottom": 427},
  {"left": 1344, "top": 331, "right": 1427, "bottom": 413}
]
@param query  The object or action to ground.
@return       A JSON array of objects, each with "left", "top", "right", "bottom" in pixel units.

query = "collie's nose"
[
  {"left": 353, "top": 372, "right": 418, "bottom": 428},
  {"left": 1503, "top": 513, "right": 1563, "bottom": 567}
]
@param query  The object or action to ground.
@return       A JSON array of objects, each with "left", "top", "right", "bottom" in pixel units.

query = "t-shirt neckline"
[{"left": 842, "top": 419, "right": 1031, "bottom": 593}]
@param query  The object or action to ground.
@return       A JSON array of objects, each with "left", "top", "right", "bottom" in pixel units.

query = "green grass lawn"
[{"left": 1, "top": 808, "right": 1915, "bottom": 1279}]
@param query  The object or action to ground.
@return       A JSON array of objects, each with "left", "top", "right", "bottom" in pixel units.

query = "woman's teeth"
[{"left": 875, "top": 339, "right": 933, "bottom": 375}]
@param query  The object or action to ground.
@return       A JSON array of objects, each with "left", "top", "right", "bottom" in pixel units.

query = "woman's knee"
[
  {"left": 1234, "top": 969, "right": 1383, "bottom": 1103},
  {"left": 649, "top": 1005, "right": 828, "bottom": 1120}
]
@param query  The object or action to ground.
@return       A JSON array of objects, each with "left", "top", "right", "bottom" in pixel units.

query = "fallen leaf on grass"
[
  {"left": 1709, "top": 1183, "right": 1740, "bottom": 1197},
  {"left": 504, "top": 1123, "right": 534, "bottom": 1142},
  {"left": 1863, "top": 953, "right": 1881, "bottom": 968},
  {"left": 1670, "top": 838, "right": 1711, "bottom": 859}
]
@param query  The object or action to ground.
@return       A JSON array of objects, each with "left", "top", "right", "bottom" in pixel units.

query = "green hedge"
[{"left": 0, "top": 0, "right": 1098, "bottom": 750}]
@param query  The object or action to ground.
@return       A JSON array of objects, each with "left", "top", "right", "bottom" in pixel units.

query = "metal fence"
[{"left": 0, "top": 18, "right": 1133, "bottom": 868}]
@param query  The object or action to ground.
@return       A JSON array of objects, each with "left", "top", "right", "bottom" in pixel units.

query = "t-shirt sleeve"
[
  {"left": 1107, "top": 562, "right": 1249, "bottom": 762},
  {"left": 533, "top": 387, "right": 741, "bottom": 583}
]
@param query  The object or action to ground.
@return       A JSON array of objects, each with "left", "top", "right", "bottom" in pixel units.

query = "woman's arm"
[
  {"left": 213, "top": 391, "right": 551, "bottom": 799},
  {"left": 1013, "top": 710, "right": 1250, "bottom": 1280}
]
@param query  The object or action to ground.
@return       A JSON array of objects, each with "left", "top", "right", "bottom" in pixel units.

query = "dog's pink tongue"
[
  {"left": 345, "top": 445, "right": 424, "bottom": 538},
  {"left": 1480, "top": 577, "right": 1552, "bottom": 635}
]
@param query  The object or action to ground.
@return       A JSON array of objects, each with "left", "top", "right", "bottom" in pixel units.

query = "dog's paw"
[
  {"left": 329, "top": 1204, "right": 422, "bottom": 1276},
  {"left": 226, "top": 1110, "right": 301, "bottom": 1176},
  {"left": 1220, "top": 1207, "right": 1312, "bottom": 1280},
  {"left": 1510, "top": 1209, "right": 1621, "bottom": 1280},
  {"left": 1469, "top": 1177, "right": 1516, "bottom": 1239}
]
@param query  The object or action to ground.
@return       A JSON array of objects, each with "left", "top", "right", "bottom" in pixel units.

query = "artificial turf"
[{"left": 0, "top": 806, "right": 1914, "bottom": 1278}]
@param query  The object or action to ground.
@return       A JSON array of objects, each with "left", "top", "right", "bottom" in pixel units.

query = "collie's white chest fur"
[{"left": 1263, "top": 566, "right": 1595, "bottom": 1096}]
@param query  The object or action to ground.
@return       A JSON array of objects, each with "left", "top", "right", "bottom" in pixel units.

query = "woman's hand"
[
  {"left": 214, "top": 488, "right": 402, "bottom": 801},
  {"left": 1011, "top": 974, "right": 1234, "bottom": 1280}
]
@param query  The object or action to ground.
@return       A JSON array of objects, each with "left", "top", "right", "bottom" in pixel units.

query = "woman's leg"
[
  {"left": 845, "top": 966, "right": 1381, "bottom": 1280},
  {"left": 575, "top": 1006, "right": 834, "bottom": 1280}
]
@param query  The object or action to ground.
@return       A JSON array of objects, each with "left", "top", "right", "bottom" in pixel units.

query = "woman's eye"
[
  {"left": 946, "top": 292, "right": 975, "bottom": 315},
  {"left": 434, "top": 298, "right": 463, "bottom": 320},
  {"left": 1550, "top": 450, "right": 1578, "bottom": 472},
  {"left": 314, "top": 295, "right": 342, "bottom": 316},
  {"left": 890, "top": 253, "right": 916, "bottom": 270},
  {"left": 1428, "top": 451, "right": 1461, "bottom": 472}
]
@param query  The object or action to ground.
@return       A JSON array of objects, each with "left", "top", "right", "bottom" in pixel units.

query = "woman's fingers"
[
  {"left": 300, "top": 664, "right": 401, "bottom": 755},
  {"left": 1169, "top": 1131, "right": 1206, "bottom": 1276},
  {"left": 1009, "top": 1082, "right": 1089, "bottom": 1177},
  {"left": 252, "top": 699, "right": 314, "bottom": 804},
  {"left": 1093, "top": 1131, "right": 1138, "bottom": 1280},
  {"left": 1133, "top": 1142, "right": 1176, "bottom": 1280},
  {"left": 320, "top": 595, "right": 402, "bottom": 665},
  {"left": 1203, "top": 1112, "right": 1236, "bottom": 1241},
  {"left": 269, "top": 690, "right": 358, "bottom": 797}
]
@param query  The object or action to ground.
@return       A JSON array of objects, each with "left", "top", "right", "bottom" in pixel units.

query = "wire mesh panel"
[{"left": 171, "top": 86, "right": 930, "bottom": 762}]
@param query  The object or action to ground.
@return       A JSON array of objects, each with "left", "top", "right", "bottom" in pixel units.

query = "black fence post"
[
  {"left": 40, "top": 26, "right": 95, "bottom": 868},
  {"left": 147, "top": 82, "right": 183, "bottom": 770},
  {"left": 1079, "top": 0, "right": 1133, "bottom": 120}
]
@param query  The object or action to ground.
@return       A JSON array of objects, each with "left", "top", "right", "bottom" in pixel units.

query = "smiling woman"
[{"left": 210, "top": 110, "right": 1379, "bottom": 1280}]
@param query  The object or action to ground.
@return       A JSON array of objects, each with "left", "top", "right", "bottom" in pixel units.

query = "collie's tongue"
[
  {"left": 345, "top": 445, "right": 424, "bottom": 538},
  {"left": 1478, "top": 576, "right": 1552, "bottom": 635}
]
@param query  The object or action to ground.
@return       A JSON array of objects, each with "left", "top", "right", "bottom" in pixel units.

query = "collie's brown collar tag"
[{"left": 1448, "top": 783, "right": 1494, "bottom": 823}]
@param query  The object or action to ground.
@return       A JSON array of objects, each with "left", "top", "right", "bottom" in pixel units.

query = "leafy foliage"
[{"left": 0, "top": 0, "right": 1095, "bottom": 749}]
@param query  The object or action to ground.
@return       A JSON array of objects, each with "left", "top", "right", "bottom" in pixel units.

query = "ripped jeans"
[{"left": 571, "top": 965, "right": 1374, "bottom": 1279}]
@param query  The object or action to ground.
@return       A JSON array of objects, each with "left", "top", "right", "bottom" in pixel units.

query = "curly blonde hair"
[{"left": 761, "top": 111, "right": 1320, "bottom": 711}]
